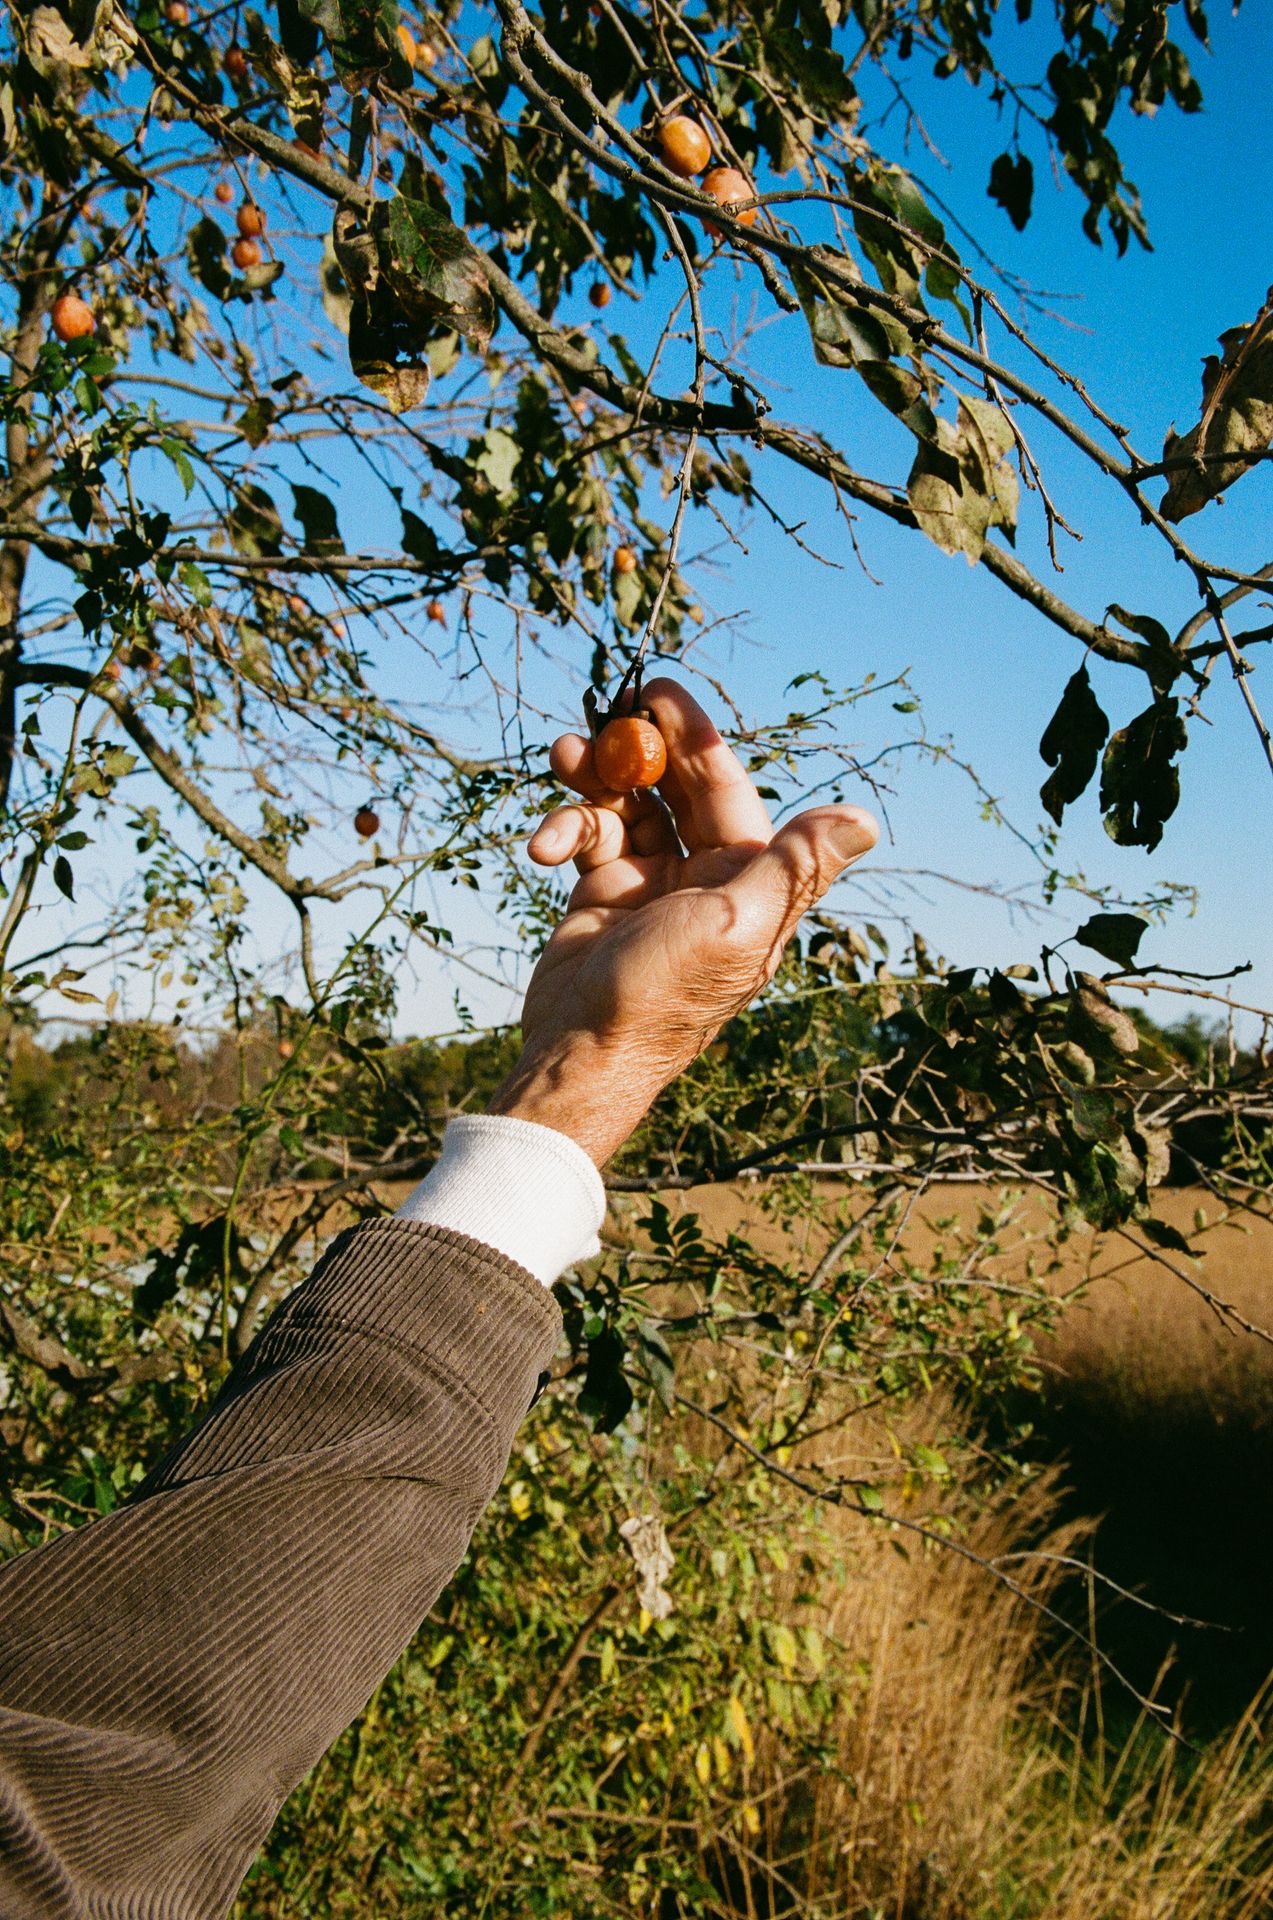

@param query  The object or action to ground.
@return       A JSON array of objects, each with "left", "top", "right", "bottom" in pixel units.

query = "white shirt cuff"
[{"left": 395, "top": 1113, "right": 606, "bottom": 1287}]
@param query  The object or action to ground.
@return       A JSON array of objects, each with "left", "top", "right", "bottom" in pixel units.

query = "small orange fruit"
[
  {"left": 288, "top": 594, "right": 307, "bottom": 617},
  {"left": 50, "top": 291, "right": 96, "bottom": 343},
  {"left": 99, "top": 658, "right": 122, "bottom": 682},
  {"left": 236, "top": 203, "right": 265, "bottom": 237},
  {"left": 214, "top": 179, "right": 234, "bottom": 204},
  {"left": 589, "top": 280, "right": 612, "bottom": 309},
  {"left": 702, "top": 166, "right": 757, "bottom": 237},
  {"left": 354, "top": 805, "right": 381, "bottom": 839},
  {"left": 658, "top": 115, "right": 711, "bottom": 178},
  {"left": 166, "top": 0, "right": 189, "bottom": 23},
  {"left": 594, "top": 714, "right": 667, "bottom": 792},
  {"left": 224, "top": 45, "right": 248, "bottom": 81},
  {"left": 417, "top": 39, "right": 437, "bottom": 69},
  {"left": 231, "top": 236, "right": 262, "bottom": 269},
  {"left": 612, "top": 544, "right": 638, "bottom": 575},
  {"left": 426, "top": 599, "right": 447, "bottom": 625}
]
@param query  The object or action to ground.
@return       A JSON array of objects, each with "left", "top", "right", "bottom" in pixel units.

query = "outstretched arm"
[{"left": 0, "top": 681, "right": 875, "bottom": 1918}]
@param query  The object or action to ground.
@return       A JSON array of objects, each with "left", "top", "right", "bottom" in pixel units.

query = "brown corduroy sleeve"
[{"left": 0, "top": 1218, "right": 562, "bottom": 1919}]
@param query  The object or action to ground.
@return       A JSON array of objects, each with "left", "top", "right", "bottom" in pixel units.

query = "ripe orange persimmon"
[
  {"left": 658, "top": 115, "right": 711, "bottom": 178},
  {"left": 354, "top": 806, "right": 381, "bottom": 839},
  {"left": 589, "top": 280, "right": 612, "bottom": 310},
  {"left": 594, "top": 715, "right": 667, "bottom": 792},
  {"left": 612, "top": 544, "right": 638, "bottom": 575},
  {"left": 50, "top": 291, "right": 96, "bottom": 342},
  {"left": 214, "top": 179, "right": 234, "bottom": 204},
  {"left": 231, "top": 236, "right": 262, "bottom": 269},
  {"left": 426, "top": 599, "right": 447, "bottom": 625},
  {"left": 277, "top": 1037, "right": 295, "bottom": 1059},
  {"left": 236, "top": 203, "right": 265, "bottom": 237},
  {"left": 288, "top": 594, "right": 308, "bottom": 617},
  {"left": 417, "top": 39, "right": 437, "bottom": 69},
  {"left": 702, "top": 166, "right": 756, "bottom": 237},
  {"left": 224, "top": 44, "right": 248, "bottom": 81},
  {"left": 166, "top": 1, "right": 189, "bottom": 22}
]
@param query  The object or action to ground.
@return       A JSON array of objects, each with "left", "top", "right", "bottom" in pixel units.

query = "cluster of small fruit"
[
  {"left": 49, "top": 185, "right": 266, "bottom": 337},
  {"left": 657, "top": 112, "right": 757, "bottom": 239},
  {"left": 588, "top": 114, "right": 756, "bottom": 309}
]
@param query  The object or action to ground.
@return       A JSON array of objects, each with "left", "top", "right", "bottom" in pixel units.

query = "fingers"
[
  {"left": 726, "top": 804, "right": 878, "bottom": 951},
  {"left": 529, "top": 800, "right": 673, "bottom": 871},
  {"left": 543, "top": 730, "right": 681, "bottom": 854},
  {"left": 567, "top": 852, "right": 679, "bottom": 909},
  {"left": 641, "top": 678, "right": 774, "bottom": 854}
]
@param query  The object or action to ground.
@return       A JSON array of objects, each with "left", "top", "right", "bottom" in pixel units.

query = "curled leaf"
[
  {"left": 1039, "top": 665, "right": 1109, "bottom": 825},
  {"left": 619, "top": 1511, "right": 674, "bottom": 1621},
  {"left": 1161, "top": 294, "right": 1273, "bottom": 520}
]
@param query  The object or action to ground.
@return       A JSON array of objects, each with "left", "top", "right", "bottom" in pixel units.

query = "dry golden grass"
[
  {"left": 624, "top": 1177, "right": 1273, "bottom": 1420},
  {"left": 701, "top": 1433, "right": 1273, "bottom": 1920}
]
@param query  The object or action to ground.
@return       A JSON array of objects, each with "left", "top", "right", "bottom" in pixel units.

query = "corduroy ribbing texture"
[{"left": 0, "top": 1218, "right": 561, "bottom": 1918}]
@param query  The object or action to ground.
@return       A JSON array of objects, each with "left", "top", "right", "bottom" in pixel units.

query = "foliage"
[{"left": 2, "top": 0, "right": 1273, "bottom": 1906}]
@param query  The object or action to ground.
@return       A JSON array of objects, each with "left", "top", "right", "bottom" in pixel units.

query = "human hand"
[{"left": 488, "top": 679, "right": 878, "bottom": 1165}]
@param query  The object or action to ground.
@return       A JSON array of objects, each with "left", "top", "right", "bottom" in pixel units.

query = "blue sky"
[
  {"left": 628, "top": 2, "right": 1273, "bottom": 1029},
  {"left": 21, "top": 3, "right": 1272, "bottom": 1043}
]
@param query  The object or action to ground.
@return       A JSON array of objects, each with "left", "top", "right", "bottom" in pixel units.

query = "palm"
[{"left": 520, "top": 680, "right": 874, "bottom": 1074}]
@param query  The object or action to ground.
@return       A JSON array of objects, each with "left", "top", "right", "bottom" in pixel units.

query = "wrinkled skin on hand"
[{"left": 490, "top": 680, "right": 878, "bottom": 1164}]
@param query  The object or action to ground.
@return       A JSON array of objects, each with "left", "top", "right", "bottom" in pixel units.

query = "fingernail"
[{"left": 832, "top": 810, "right": 877, "bottom": 857}]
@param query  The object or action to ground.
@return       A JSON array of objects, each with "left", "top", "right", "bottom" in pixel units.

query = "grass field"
[{"left": 618, "top": 1176, "right": 1273, "bottom": 1727}]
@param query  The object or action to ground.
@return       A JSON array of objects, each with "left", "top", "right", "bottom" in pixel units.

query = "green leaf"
[
  {"left": 474, "top": 428, "right": 521, "bottom": 499},
  {"left": 1039, "top": 666, "right": 1109, "bottom": 825},
  {"left": 52, "top": 855, "right": 75, "bottom": 901},
  {"left": 857, "top": 361, "right": 938, "bottom": 442},
  {"left": 237, "top": 398, "right": 277, "bottom": 449},
  {"left": 383, "top": 195, "right": 495, "bottom": 351},
  {"left": 1069, "top": 1086, "right": 1121, "bottom": 1143},
  {"left": 179, "top": 561, "right": 213, "bottom": 607},
  {"left": 1099, "top": 698, "right": 1187, "bottom": 851},
  {"left": 1074, "top": 912, "right": 1149, "bottom": 969},
  {"left": 765, "top": 1622, "right": 799, "bottom": 1672},
  {"left": 907, "top": 396, "right": 1018, "bottom": 563},
  {"left": 101, "top": 746, "right": 137, "bottom": 780},
  {"left": 789, "top": 261, "right": 892, "bottom": 368}
]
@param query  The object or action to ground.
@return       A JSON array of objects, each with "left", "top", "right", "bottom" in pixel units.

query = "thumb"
[{"left": 726, "top": 805, "right": 878, "bottom": 945}]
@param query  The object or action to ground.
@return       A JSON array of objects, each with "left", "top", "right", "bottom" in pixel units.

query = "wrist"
[{"left": 488, "top": 1037, "right": 663, "bottom": 1168}]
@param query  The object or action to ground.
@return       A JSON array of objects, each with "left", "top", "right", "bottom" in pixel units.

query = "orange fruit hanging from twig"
[{"left": 594, "top": 714, "right": 667, "bottom": 791}]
